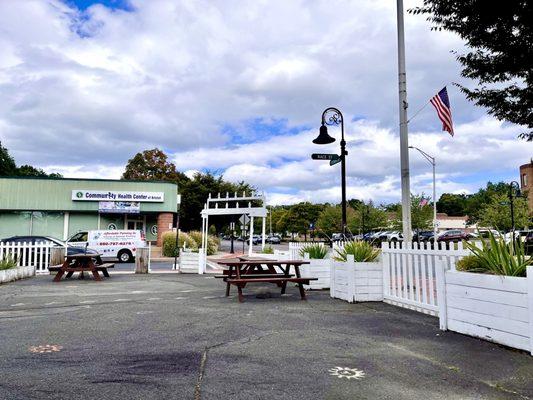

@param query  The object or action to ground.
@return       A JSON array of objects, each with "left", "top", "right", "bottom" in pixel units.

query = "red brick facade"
[
  {"left": 520, "top": 160, "right": 533, "bottom": 215},
  {"left": 156, "top": 212, "right": 174, "bottom": 246}
]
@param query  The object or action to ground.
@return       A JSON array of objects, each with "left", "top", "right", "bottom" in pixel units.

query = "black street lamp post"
[
  {"left": 313, "top": 107, "right": 348, "bottom": 238},
  {"left": 230, "top": 220, "right": 235, "bottom": 254},
  {"left": 509, "top": 181, "right": 521, "bottom": 247}
]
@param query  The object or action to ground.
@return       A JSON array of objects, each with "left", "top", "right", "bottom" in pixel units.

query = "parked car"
[
  {"left": 0, "top": 235, "right": 101, "bottom": 262},
  {"left": 67, "top": 230, "right": 146, "bottom": 263},
  {"left": 476, "top": 229, "right": 501, "bottom": 239},
  {"left": 504, "top": 230, "right": 531, "bottom": 243},
  {"left": 377, "top": 231, "right": 403, "bottom": 242},
  {"left": 437, "top": 230, "right": 475, "bottom": 242},
  {"left": 266, "top": 235, "right": 281, "bottom": 244},
  {"left": 412, "top": 231, "right": 434, "bottom": 242}
]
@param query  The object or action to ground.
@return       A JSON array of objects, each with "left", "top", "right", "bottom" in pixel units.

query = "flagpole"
[{"left": 397, "top": 0, "right": 412, "bottom": 242}]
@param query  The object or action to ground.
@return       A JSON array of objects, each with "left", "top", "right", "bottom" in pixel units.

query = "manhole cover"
[
  {"left": 329, "top": 366, "right": 365, "bottom": 380},
  {"left": 29, "top": 345, "right": 63, "bottom": 354}
]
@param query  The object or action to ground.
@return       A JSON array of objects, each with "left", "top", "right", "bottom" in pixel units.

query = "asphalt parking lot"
[{"left": 0, "top": 273, "right": 532, "bottom": 400}]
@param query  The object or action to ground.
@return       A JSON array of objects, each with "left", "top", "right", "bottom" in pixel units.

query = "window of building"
[{"left": 522, "top": 173, "right": 528, "bottom": 187}]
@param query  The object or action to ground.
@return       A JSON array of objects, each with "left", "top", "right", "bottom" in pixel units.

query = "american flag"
[{"left": 430, "top": 87, "right": 454, "bottom": 136}]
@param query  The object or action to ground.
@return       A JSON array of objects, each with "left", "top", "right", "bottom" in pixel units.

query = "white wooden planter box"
[
  {"left": 179, "top": 251, "right": 201, "bottom": 274},
  {"left": 300, "top": 258, "right": 331, "bottom": 290},
  {"left": 0, "top": 266, "right": 35, "bottom": 284},
  {"left": 330, "top": 255, "right": 383, "bottom": 302},
  {"left": 437, "top": 266, "right": 533, "bottom": 355}
]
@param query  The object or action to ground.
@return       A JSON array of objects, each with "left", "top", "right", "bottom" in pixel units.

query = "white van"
[{"left": 67, "top": 230, "right": 146, "bottom": 263}]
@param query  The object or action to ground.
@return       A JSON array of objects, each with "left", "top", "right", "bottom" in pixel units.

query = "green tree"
[
  {"left": 437, "top": 193, "right": 467, "bottom": 216},
  {"left": 349, "top": 201, "right": 388, "bottom": 234},
  {"left": 477, "top": 192, "right": 530, "bottom": 231},
  {"left": 122, "top": 148, "right": 188, "bottom": 184},
  {"left": 410, "top": 1, "right": 532, "bottom": 140},
  {"left": 394, "top": 194, "right": 433, "bottom": 232},
  {"left": 283, "top": 202, "right": 325, "bottom": 240},
  {"left": 316, "top": 206, "right": 356, "bottom": 238},
  {"left": 465, "top": 181, "right": 510, "bottom": 223},
  {"left": 0, "top": 141, "right": 17, "bottom": 176},
  {"left": 16, "top": 165, "right": 62, "bottom": 178}
]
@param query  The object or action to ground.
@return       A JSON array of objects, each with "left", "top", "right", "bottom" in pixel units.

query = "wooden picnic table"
[
  {"left": 50, "top": 253, "right": 113, "bottom": 282},
  {"left": 215, "top": 259, "right": 317, "bottom": 302}
]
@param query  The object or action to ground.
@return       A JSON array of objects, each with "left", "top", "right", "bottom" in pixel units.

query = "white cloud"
[{"left": 0, "top": 0, "right": 531, "bottom": 206}]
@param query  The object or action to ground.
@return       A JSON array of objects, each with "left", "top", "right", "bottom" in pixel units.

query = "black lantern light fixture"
[{"left": 312, "top": 107, "right": 348, "bottom": 238}]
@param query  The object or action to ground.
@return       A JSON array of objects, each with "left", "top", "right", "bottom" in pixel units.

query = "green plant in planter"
[
  {"left": 334, "top": 240, "right": 380, "bottom": 262},
  {"left": 262, "top": 246, "right": 274, "bottom": 254},
  {"left": 0, "top": 255, "right": 17, "bottom": 270},
  {"left": 464, "top": 232, "right": 532, "bottom": 277},
  {"left": 456, "top": 255, "right": 484, "bottom": 272},
  {"left": 299, "top": 244, "right": 328, "bottom": 259}
]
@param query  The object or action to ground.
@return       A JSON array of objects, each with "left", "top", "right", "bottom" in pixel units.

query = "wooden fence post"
[
  {"left": 135, "top": 248, "right": 149, "bottom": 274},
  {"left": 527, "top": 266, "right": 533, "bottom": 356},
  {"left": 435, "top": 260, "right": 448, "bottom": 330},
  {"left": 50, "top": 247, "right": 66, "bottom": 272}
]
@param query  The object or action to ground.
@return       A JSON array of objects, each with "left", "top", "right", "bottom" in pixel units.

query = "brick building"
[{"left": 519, "top": 159, "right": 533, "bottom": 215}]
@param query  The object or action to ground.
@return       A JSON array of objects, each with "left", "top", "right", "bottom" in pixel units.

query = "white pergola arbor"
[{"left": 199, "top": 191, "right": 267, "bottom": 273}]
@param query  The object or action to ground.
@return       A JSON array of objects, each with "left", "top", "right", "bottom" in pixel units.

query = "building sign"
[
  {"left": 99, "top": 201, "right": 140, "bottom": 214},
  {"left": 73, "top": 190, "right": 164, "bottom": 202}
]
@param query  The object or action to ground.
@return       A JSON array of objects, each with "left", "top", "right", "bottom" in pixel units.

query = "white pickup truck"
[{"left": 67, "top": 230, "right": 146, "bottom": 263}]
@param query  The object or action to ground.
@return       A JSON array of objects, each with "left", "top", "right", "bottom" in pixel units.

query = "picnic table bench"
[
  {"left": 215, "top": 259, "right": 317, "bottom": 302},
  {"left": 48, "top": 253, "right": 113, "bottom": 282}
]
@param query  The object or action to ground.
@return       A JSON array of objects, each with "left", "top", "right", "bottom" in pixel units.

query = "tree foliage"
[
  {"left": 122, "top": 148, "right": 188, "bottom": 184},
  {"left": 477, "top": 192, "right": 530, "bottom": 231},
  {"left": 349, "top": 201, "right": 388, "bottom": 234},
  {"left": 0, "top": 141, "right": 16, "bottom": 176},
  {"left": 410, "top": 1, "right": 533, "bottom": 140},
  {"left": 394, "top": 194, "right": 434, "bottom": 232}
]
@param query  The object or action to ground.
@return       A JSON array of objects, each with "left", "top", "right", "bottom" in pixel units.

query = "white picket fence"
[
  {"left": 0, "top": 242, "right": 55, "bottom": 274},
  {"left": 381, "top": 241, "right": 471, "bottom": 316}
]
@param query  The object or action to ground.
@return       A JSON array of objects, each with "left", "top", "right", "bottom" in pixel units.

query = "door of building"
[{"left": 125, "top": 216, "right": 145, "bottom": 232}]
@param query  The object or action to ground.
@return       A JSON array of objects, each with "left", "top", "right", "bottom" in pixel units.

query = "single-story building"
[{"left": 0, "top": 177, "right": 178, "bottom": 245}]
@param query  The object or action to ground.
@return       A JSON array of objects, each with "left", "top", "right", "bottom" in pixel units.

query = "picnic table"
[
  {"left": 215, "top": 258, "right": 317, "bottom": 302},
  {"left": 49, "top": 253, "right": 114, "bottom": 282}
]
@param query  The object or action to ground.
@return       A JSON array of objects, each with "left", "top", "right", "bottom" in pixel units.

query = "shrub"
[
  {"left": 456, "top": 255, "right": 484, "bottom": 272},
  {"left": 464, "top": 232, "right": 532, "bottom": 277},
  {"left": 262, "top": 246, "right": 274, "bottom": 254},
  {"left": 0, "top": 255, "right": 17, "bottom": 270},
  {"left": 189, "top": 231, "right": 219, "bottom": 256},
  {"left": 299, "top": 243, "right": 328, "bottom": 259},
  {"left": 161, "top": 231, "right": 198, "bottom": 257},
  {"left": 334, "top": 240, "right": 380, "bottom": 262}
]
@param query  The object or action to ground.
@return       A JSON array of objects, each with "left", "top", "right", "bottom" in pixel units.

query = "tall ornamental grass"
[
  {"left": 464, "top": 232, "right": 532, "bottom": 277},
  {"left": 334, "top": 241, "right": 380, "bottom": 262},
  {"left": 188, "top": 231, "right": 220, "bottom": 256},
  {"left": 0, "top": 255, "right": 17, "bottom": 270},
  {"left": 299, "top": 243, "right": 328, "bottom": 259}
]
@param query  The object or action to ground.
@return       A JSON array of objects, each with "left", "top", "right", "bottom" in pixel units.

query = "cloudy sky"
[{"left": 0, "top": 0, "right": 531, "bottom": 205}]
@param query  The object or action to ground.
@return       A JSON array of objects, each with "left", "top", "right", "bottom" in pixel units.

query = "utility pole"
[{"left": 397, "top": 0, "right": 412, "bottom": 242}]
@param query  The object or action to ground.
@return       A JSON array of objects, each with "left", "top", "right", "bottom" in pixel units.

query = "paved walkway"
[{"left": 0, "top": 274, "right": 531, "bottom": 400}]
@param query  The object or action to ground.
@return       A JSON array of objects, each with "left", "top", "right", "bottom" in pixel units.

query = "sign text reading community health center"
[{"left": 72, "top": 190, "right": 165, "bottom": 202}]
